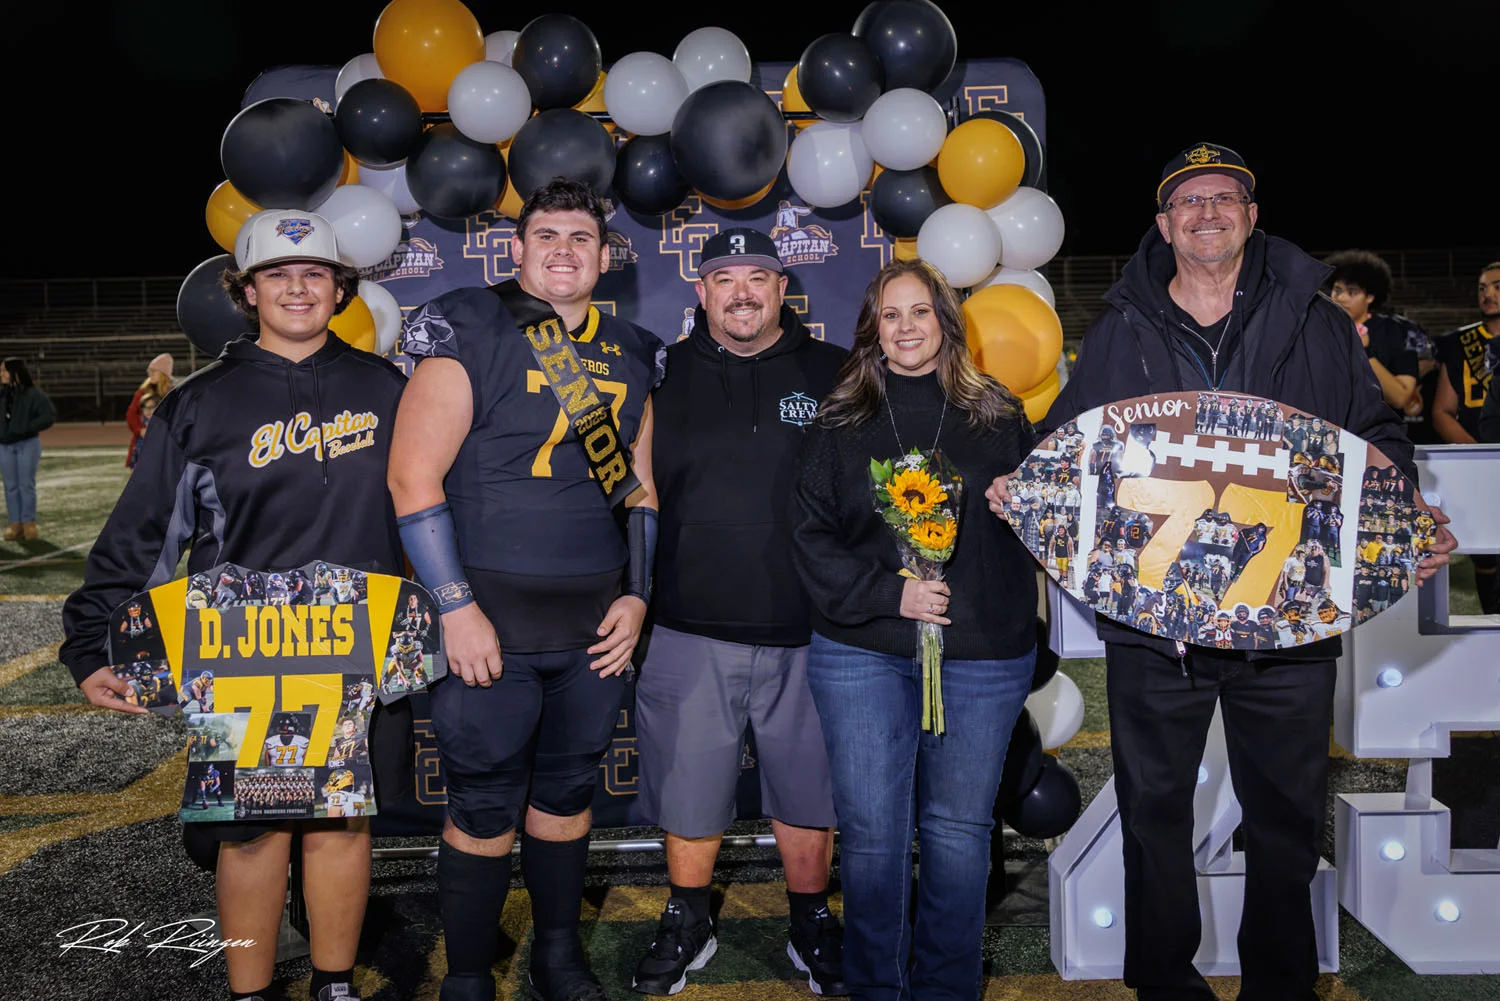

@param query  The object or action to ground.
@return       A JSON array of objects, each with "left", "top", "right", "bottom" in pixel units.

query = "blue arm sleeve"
[{"left": 396, "top": 502, "right": 475, "bottom": 613}]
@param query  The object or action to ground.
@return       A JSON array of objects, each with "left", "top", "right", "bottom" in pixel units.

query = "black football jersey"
[{"left": 404, "top": 287, "right": 665, "bottom": 576}]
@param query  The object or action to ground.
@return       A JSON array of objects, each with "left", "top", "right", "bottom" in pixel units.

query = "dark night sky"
[{"left": 0, "top": 0, "right": 1490, "bottom": 279}]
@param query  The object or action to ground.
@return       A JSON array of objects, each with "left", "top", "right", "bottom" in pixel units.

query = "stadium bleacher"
[{"left": 0, "top": 248, "right": 1487, "bottom": 422}]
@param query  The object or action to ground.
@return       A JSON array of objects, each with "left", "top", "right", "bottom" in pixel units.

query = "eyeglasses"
[{"left": 1163, "top": 192, "right": 1251, "bottom": 213}]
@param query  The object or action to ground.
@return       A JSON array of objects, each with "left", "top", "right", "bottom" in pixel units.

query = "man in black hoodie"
[
  {"left": 631, "top": 228, "right": 849, "bottom": 997},
  {"left": 987, "top": 144, "right": 1457, "bottom": 1001}
]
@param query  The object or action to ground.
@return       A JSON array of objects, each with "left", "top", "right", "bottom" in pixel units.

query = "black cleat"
[
  {"left": 631, "top": 897, "right": 717, "bottom": 996},
  {"left": 787, "top": 904, "right": 847, "bottom": 996}
]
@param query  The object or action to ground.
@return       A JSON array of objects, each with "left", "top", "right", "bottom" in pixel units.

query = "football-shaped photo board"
[{"left": 1005, "top": 392, "right": 1434, "bottom": 650}]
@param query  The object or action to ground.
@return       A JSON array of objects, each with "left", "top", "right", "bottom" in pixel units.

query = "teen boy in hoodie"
[
  {"left": 630, "top": 228, "right": 849, "bottom": 997},
  {"left": 61, "top": 210, "right": 410, "bottom": 1001}
]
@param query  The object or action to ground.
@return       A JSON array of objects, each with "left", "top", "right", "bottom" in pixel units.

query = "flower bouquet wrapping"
[{"left": 870, "top": 448, "right": 964, "bottom": 734}]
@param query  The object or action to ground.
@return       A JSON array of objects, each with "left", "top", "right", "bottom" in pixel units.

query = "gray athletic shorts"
[{"left": 635, "top": 626, "right": 837, "bottom": 837}]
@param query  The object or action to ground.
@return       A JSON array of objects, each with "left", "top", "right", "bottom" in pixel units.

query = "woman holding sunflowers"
[{"left": 790, "top": 258, "right": 1040, "bottom": 1001}]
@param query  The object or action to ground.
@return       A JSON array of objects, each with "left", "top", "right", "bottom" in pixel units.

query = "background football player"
[{"left": 322, "top": 770, "right": 366, "bottom": 818}]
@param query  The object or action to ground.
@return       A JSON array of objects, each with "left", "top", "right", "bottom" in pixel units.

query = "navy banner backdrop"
[{"left": 245, "top": 57, "right": 1045, "bottom": 834}]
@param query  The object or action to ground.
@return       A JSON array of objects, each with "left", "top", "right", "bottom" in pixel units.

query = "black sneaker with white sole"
[
  {"left": 787, "top": 904, "right": 847, "bottom": 996},
  {"left": 631, "top": 897, "right": 718, "bottom": 996}
]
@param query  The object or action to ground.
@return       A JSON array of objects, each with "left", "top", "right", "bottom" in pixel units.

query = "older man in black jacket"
[{"left": 989, "top": 143, "right": 1457, "bottom": 1001}]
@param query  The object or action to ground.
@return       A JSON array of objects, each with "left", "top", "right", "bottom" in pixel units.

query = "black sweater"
[
  {"left": 791, "top": 371, "right": 1038, "bottom": 660},
  {"left": 651, "top": 305, "right": 848, "bottom": 645}
]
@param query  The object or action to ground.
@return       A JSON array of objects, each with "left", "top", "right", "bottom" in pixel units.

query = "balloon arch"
[{"left": 185, "top": 0, "right": 1081, "bottom": 839}]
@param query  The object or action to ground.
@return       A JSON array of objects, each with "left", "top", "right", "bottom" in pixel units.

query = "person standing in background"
[
  {"left": 0, "top": 357, "right": 56, "bottom": 541},
  {"left": 1432, "top": 261, "right": 1499, "bottom": 613},
  {"left": 125, "top": 352, "right": 174, "bottom": 469},
  {"left": 1324, "top": 250, "right": 1424, "bottom": 415}
]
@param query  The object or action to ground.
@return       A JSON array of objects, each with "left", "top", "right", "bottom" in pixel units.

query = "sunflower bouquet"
[{"left": 871, "top": 448, "right": 964, "bottom": 734}]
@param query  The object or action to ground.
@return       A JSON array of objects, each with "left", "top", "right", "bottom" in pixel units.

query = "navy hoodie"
[
  {"left": 650, "top": 304, "right": 848, "bottom": 646},
  {"left": 61, "top": 334, "right": 407, "bottom": 683},
  {"left": 1042, "top": 227, "right": 1416, "bottom": 658}
]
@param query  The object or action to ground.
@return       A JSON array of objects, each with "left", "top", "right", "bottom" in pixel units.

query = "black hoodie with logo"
[
  {"left": 1042, "top": 227, "right": 1416, "bottom": 659},
  {"left": 650, "top": 304, "right": 848, "bottom": 646},
  {"left": 61, "top": 335, "right": 407, "bottom": 683}
]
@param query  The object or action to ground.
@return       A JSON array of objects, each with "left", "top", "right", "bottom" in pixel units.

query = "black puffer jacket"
[{"left": 1042, "top": 227, "right": 1416, "bottom": 658}]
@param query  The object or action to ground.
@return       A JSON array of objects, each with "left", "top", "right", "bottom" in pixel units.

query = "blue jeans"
[
  {"left": 806, "top": 633, "right": 1035, "bottom": 1001},
  {"left": 0, "top": 436, "right": 41, "bottom": 524}
]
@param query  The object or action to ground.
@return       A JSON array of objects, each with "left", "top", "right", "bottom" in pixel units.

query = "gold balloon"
[
  {"left": 700, "top": 180, "right": 776, "bottom": 211},
  {"left": 205, "top": 181, "right": 261, "bottom": 254},
  {"left": 338, "top": 148, "right": 360, "bottom": 186},
  {"left": 329, "top": 296, "right": 377, "bottom": 353},
  {"left": 1020, "top": 369, "right": 1062, "bottom": 424},
  {"left": 780, "top": 65, "right": 814, "bottom": 131},
  {"left": 494, "top": 143, "right": 524, "bottom": 219},
  {"left": 937, "top": 118, "right": 1025, "bottom": 209},
  {"left": 962, "top": 283, "right": 1064, "bottom": 395},
  {"left": 892, "top": 237, "right": 919, "bottom": 261},
  {"left": 372, "top": 0, "right": 486, "bottom": 112},
  {"left": 574, "top": 71, "right": 607, "bottom": 113}
]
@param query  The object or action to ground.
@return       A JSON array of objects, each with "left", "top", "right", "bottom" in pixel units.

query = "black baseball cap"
[
  {"left": 697, "top": 227, "right": 783, "bottom": 277},
  {"left": 1157, "top": 142, "right": 1256, "bottom": 208}
]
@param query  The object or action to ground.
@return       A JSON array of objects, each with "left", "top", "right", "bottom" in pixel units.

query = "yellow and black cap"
[{"left": 1157, "top": 142, "right": 1256, "bottom": 209}]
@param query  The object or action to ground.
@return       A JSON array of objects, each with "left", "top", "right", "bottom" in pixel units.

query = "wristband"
[
  {"left": 396, "top": 502, "right": 474, "bottom": 613},
  {"left": 627, "top": 506, "right": 658, "bottom": 604}
]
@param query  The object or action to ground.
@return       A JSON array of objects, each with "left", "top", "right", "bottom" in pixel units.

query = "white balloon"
[
  {"left": 672, "top": 27, "right": 752, "bottom": 92},
  {"left": 986, "top": 186, "right": 1066, "bottom": 271},
  {"left": 977, "top": 265, "right": 1056, "bottom": 307},
  {"left": 358, "top": 162, "right": 420, "bottom": 216},
  {"left": 604, "top": 52, "right": 689, "bottom": 137},
  {"left": 312, "top": 184, "right": 404, "bottom": 269},
  {"left": 448, "top": 60, "right": 533, "bottom": 144},
  {"left": 334, "top": 52, "right": 383, "bottom": 109},
  {"left": 485, "top": 29, "right": 520, "bottom": 65},
  {"left": 359, "top": 279, "right": 405, "bottom": 356},
  {"left": 859, "top": 88, "right": 947, "bottom": 171},
  {"left": 1026, "top": 671, "right": 1085, "bottom": 751},
  {"left": 916, "top": 203, "right": 1001, "bottom": 289},
  {"left": 786, "top": 121, "right": 874, "bottom": 209}
]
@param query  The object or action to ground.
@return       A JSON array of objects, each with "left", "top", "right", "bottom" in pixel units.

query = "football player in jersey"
[
  {"left": 390, "top": 179, "right": 663, "bottom": 1001},
  {"left": 195, "top": 763, "right": 226, "bottom": 809},
  {"left": 383, "top": 628, "right": 423, "bottom": 692},
  {"left": 400, "top": 591, "right": 433, "bottom": 641},
  {"left": 186, "top": 572, "right": 212, "bottom": 609},
  {"left": 119, "top": 601, "right": 153, "bottom": 638},
  {"left": 212, "top": 568, "right": 243, "bottom": 608},
  {"left": 1311, "top": 598, "right": 1351, "bottom": 639},
  {"left": 322, "top": 770, "right": 366, "bottom": 818},
  {"left": 330, "top": 567, "right": 358, "bottom": 604},
  {"left": 263, "top": 713, "right": 311, "bottom": 768},
  {"left": 265, "top": 572, "right": 290, "bottom": 605},
  {"left": 185, "top": 669, "right": 214, "bottom": 714},
  {"left": 313, "top": 561, "right": 335, "bottom": 604},
  {"left": 328, "top": 716, "right": 367, "bottom": 769}
]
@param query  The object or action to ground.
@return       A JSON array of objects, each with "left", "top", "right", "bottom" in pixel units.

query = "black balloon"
[
  {"left": 508, "top": 109, "right": 617, "bottom": 200},
  {"left": 852, "top": 0, "right": 958, "bottom": 94},
  {"left": 177, "top": 254, "right": 255, "bottom": 358},
  {"left": 1003, "top": 755, "right": 1083, "bottom": 840},
  {"left": 220, "top": 97, "right": 344, "bottom": 209},
  {"left": 335, "top": 78, "right": 423, "bottom": 168},
  {"left": 614, "top": 133, "right": 692, "bottom": 216},
  {"left": 869, "top": 164, "right": 951, "bottom": 239},
  {"left": 1031, "top": 617, "right": 1061, "bottom": 692},
  {"left": 670, "top": 81, "right": 787, "bottom": 202},
  {"left": 965, "top": 109, "right": 1046, "bottom": 189},
  {"left": 996, "top": 708, "right": 1045, "bottom": 809},
  {"left": 511, "top": 13, "right": 602, "bottom": 110},
  {"left": 796, "top": 33, "right": 884, "bottom": 123},
  {"left": 405, "top": 124, "right": 508, "bottom": 220}
]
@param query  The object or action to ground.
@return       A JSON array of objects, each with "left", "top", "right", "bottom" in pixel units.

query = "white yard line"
[{"left": 0, "top": 539, "right": 95, "bottom": 572}]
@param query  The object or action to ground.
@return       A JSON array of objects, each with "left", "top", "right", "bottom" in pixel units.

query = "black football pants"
[{"left": 1106, "top": 643, "right": 1335, "bottom": 1001}]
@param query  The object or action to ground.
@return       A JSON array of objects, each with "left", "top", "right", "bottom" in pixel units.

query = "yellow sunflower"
[
  {"left": 909, "top": 517, "right": 957, "bottom": 552},
  {"left": 888, "top": 468, "right": 947, "bottom": 517}
]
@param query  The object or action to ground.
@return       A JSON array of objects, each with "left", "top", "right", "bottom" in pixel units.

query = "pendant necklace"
[{"left": 887, "top": 390, "right": 947, "bottom": 454}]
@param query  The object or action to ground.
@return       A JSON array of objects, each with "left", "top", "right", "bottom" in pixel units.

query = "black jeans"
[{"left": 1106, "top": 643, "right": 1335, "bottom": 1001}]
